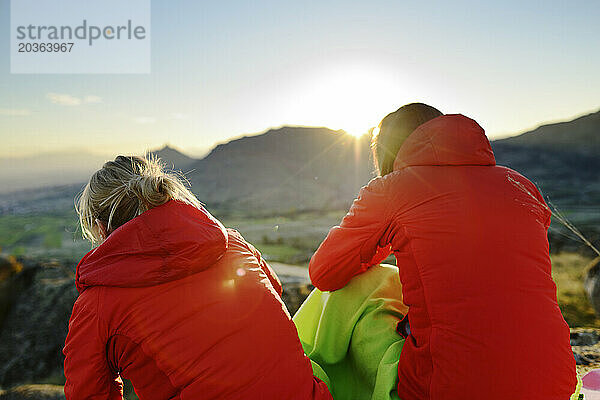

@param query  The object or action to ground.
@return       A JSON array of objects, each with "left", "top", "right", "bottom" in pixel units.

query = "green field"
[{"left": 0, "top": 211, "right": 86, "bottom": 259}]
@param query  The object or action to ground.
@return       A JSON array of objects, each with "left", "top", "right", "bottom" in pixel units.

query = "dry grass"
[{"left": 552, "top": 252, "right": 600, "bottom": 328}]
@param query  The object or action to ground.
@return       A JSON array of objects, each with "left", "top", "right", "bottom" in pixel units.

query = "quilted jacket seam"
[
  {"left": 107, "top": 332, "right": 180, "bottom": 396},
  {"left": 402, "top": 224, "right": 434, "bottom": 399}
]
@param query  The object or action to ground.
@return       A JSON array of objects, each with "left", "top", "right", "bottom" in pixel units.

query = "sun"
[
  {"left": 288, "top": 64, "right": 420, "bottom": 138},
  {"left": 346, "top": 128, "right": 368, "bottom": 138}
]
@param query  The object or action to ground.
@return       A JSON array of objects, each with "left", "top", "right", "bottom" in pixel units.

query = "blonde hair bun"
[{"left": 76, "top": 154, "right": 201, "bottom": 245}]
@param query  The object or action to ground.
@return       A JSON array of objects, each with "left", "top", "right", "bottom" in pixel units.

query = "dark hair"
[{"left": 371, "top": 103, "right": 443, "bottom": 176}]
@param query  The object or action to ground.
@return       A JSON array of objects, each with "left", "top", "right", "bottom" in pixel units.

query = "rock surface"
[
  {"left": 0, "top": 260, "right": 77, "bottom": 388},
  {"left": 572, "top": 328, "right": 600, "bottom": 374},
  {"left": 0, "top": 385, "right": 64, "bottom": 400},
  {"left": 5, "top": 256, "right": 600, "bottom": 397},
  {"left": 0, "top": 257, "right": 313, "bottom": 391}
]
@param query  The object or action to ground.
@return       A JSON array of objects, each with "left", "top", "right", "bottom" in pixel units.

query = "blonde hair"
[{"left": 76, "top": 154, "right": 201, "bottom": 245}]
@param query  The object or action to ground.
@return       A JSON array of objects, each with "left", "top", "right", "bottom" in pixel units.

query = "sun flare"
[
  {"left": 346, "top": 129, "right": 367, "bottom": 138},
  {"left": 289, "top": 64, "right": 421, "bottom": 138}
]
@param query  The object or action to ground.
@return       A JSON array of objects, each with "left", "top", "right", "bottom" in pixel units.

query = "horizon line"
[{"left": 2, "top": 106, "right": 598, "bottom": 160}]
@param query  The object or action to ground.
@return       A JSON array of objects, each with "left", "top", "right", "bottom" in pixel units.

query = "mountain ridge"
[
  {"left": 152, "top": 111, "right": 600, "bottom": 212},
  {"left": 185, "top": 126, "right": 374, "bottom": 212},
  {"left": 495, "top": 109, "right": 600, "bottom": 152},
  {"left": 155, "top": 109, "right": 600, "bottom": 170},
  {"left": 1, "top": 109, "right": 598, "bottom": 213}
]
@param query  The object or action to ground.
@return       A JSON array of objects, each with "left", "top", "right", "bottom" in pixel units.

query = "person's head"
[
  {"left": 371, "top": 103, "right": 443, "bottom": 176},
  {"left": 76, "top": 155, "right": 201, "bottom": 245}
]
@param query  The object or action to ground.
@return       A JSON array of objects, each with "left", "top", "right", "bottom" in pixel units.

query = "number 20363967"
[{"left": 18, "top": 42, "right": 74, "bottom": 52}]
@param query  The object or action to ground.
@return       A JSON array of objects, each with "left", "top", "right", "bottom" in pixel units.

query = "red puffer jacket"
[
  {"left": 310, "top": 114, "right": 576, "bottom": 400},
  {"left": 64, "top": 200, "right": 331, "bottom": 400}
]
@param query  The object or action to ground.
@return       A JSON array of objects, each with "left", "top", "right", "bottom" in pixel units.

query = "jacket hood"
[
  {"left": 393, "top": 114, "right": 495, "bottom": 171},
  {"left": 75, "top": 200, "right": 228, "bottom": 292}
]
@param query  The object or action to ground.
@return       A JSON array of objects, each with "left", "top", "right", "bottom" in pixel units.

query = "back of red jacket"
[
  {"left": 64, "top": 201, "right": 331, "bottom": 400},
  {"left": 310, "top": 115, "right": 576, "bottom": 400}
]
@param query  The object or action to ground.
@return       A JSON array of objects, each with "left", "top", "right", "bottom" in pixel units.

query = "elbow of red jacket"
[{"left": 309, "top": 260, "right": 342, "bottom": 292}]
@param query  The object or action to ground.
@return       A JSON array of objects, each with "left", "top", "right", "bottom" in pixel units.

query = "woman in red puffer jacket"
[
  {"left": 63, "top": 155, "right": 331, "bottom": 400},
  {"left": 309, "top": 103, "right": 576, "bottom": 400}
]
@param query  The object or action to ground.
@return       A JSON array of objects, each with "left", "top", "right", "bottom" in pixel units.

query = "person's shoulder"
[
  {"left": 222, "top": 228, "right": 257, "bottom": 256},
  {"left": 75, "top": 286, "right": 102, "bottom": 305},
  {"left": 69, "top": 286, "right": 104, "bottom": 321},
  {"left": 495, "top": 165, "right": 540, "bottom": 192},
  {"left": 224, "top": 227, "right": 243, "bottom": 240},
  {"left": 363, "top": 171, "right": 404, "bottom": 190},
  {"left": 365, "top": 169, "right": 420, "bottom": 193},
  {"left": 495, "top": 165, "right": 531, "bottom": 181},
  {"left": 223, "top": 228, "right": 246, "bottom": 248}
]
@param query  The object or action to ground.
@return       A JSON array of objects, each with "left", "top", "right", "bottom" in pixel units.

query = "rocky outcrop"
[
  {"left": 0, "top": 385, "right": 64, "bottom": 400},
  {"left": 0, "top": 260, "right": 77, "bottom": 388},
  {"left": 572, "top": 328, "right": 600, "bottom": 374},
  {"left": 0, "top": 257, "right": 313, "bottom": 391},
  {"left": 584, "top": 257, "right": 600, "bottom": 316},
  {"left": 0, "top": 257, "right": 32, "bottom": 331}
]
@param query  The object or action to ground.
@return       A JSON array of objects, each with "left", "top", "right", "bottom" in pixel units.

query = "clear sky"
[{"left": 0, "top": 0, "right": 599, "bottom": 158}]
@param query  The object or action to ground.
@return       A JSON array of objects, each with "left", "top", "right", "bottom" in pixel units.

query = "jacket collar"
[{"left": 75, "top": 200, "right": 228, "bottom": 292}]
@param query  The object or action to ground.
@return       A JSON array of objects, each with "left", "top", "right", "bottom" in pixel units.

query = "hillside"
[
  {"left": 492, "top": 110, "right": 600, "bottom": 208},
  {"left": 0, "top": 112, "right": 598, "bottom": 276},
  {"left": 168, "top": 112, "right": 599, "bottom": 214},
  {"left": 1, "top": 109, "right": 598, "bottom": 218},
  {"left": 490, "top": 110, "right": 600, "bottom": 254},
  {"left": 494, "top": 109, "right": 600, "bottom": 153},
  {"left": 140, "top": 115, "right": 600, "bottom": 218},
  {"left": 185, "top": 127, "right": 375, "bottom": 213},
  {"left": 149, "top": 145, "right": 197, "bottom": 171}
]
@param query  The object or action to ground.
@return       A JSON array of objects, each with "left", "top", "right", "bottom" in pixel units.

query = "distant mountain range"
[
  {"left": 494, "top": 110, "right": 600, "bottom": 153},
  {"left": 0, "top": 151, "right": 109, "bottom": 193},
  {"left": 1, "top": 109, "right": 599, "bottom": 215},
  {"left": 148, "top": 145, "right": 197, "bottom": 171},
  {"left": 492, "top": 110, "right": 600, "bottom": 208},
  {"left": 154, "top": 127, "right": 374, "bottom": 213},
  {"left": 150, "top": 110, "right": 600, "bottom": 212}
]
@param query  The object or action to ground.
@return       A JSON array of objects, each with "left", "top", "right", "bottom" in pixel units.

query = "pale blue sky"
[{"left": 0, "top": 0, "right": 599, "bottom": 157}]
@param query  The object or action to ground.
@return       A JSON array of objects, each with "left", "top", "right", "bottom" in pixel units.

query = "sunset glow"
[
  {"left": 288, "top": 64, "right": 422, "bottom": 138},
  {"left": 0, "top": 1, "right": 598, "bottom": 158}
]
